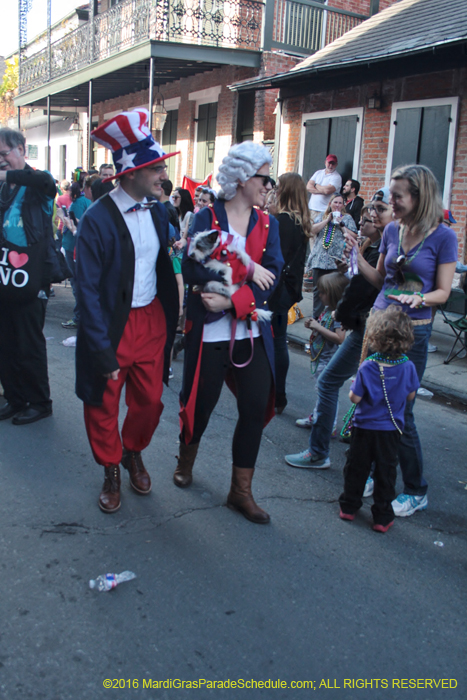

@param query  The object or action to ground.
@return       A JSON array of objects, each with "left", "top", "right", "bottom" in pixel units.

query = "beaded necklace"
[
  {"left": 367, "top": 354, "right": 408, "bottom": 434},
  {"left": 322, "top": 222, "right": 338, "bottom": 250},
  {"left": 367, "top": 352, "right": 408, "bottom": 366},
  {"left": 309, "top": 310, "right": 333, "bottom": 371}
]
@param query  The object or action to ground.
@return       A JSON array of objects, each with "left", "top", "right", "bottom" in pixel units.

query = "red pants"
[{"left": 84, "top": 297, "right": 167, "bottom": 467}]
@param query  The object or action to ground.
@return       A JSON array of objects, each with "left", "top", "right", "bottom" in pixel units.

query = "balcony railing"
[{"left": 18, "top": 0, "right": 368, "bottom": 94}]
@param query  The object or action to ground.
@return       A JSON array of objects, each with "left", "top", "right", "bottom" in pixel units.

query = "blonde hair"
[
  {"left": 323, "top": 193, "right": 345, "bottom": 219},
  {"left": 366, "top": 306, "right": 414, "bottom": 357},
  {"left": 391, "top": 164, "right": 444, "bottom": 237},
  {"left": 317, "top": 272, "right": 349, "bottom": 311}
]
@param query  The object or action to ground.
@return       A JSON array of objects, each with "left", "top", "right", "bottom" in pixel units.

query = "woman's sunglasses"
[
  {"left": 251, "top": 174, "right": 276, "bottom": 187},
  {"left": 395, "top": 254, "right": 406, "bottom": 285}
]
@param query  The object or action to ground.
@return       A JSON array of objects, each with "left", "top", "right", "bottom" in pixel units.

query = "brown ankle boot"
[
  {"left": 226, "top": 466, "right": 270, "bottom": 524},
  {"left": 121, "top": 449, "right": 151, "bottom": 494},
  {"left": 99, "top": 465, "right": 121, "bottom": 513},
  {"left": 173, "top": 442, "right": 199, "bottom": 488}
]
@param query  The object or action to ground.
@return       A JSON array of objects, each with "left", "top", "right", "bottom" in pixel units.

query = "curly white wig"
[{"left": 216, "top": 141, "right": 272, "bottom": 200}]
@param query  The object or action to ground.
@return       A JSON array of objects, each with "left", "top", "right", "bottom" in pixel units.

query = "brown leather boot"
[
  {"left": 99, "top": 465, "right": 121, "bottom": 513},
  {"left": 173, "top": 442, "right": 199, "bottom": 488},
  {"left": 121, "top": 449, "right": 151, "bottom": 494},
  {"left": 226, "top": 466, "right": 270, "bottom": 524}
]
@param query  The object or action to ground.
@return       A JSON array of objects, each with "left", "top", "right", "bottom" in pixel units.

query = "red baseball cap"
[{"left": 326, "top": 154, "right": 338, "bottom": 163}]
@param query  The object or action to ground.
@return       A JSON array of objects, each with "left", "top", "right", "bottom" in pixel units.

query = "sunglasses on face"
[
  {"left": 327, "top": 161, "right": 337, "bottom": 166},
  {"left": 251, "top": 174, "right": 276, "bottom": 187},
  {"left": 361, "top": 218, "right": 373, "bottom": 226}
]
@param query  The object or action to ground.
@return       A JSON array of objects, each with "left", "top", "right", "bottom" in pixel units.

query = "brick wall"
[
  {"left": 92, "top": 52, "right": 296, "bottom": 185},
  {"left": 329, "top": 0, "right": 398, "bottom": 15},
  {"left": 280, "top": 67, "right": 467, "bottom": 260}
]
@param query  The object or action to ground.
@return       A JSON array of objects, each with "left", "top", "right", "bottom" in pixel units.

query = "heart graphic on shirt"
[{"left": 8, "top": 252, "right": 29, "bottom": 268}]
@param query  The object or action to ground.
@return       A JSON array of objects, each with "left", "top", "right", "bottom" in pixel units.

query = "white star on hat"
[{"left": 116, "top": 149, "right": 137, "bottom": 171}]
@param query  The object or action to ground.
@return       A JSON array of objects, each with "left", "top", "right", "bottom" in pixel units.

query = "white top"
[
  {"left": 110, "top": 185, "right": 160, "bottom": 308},
  {"left": 202, "top": 227, "right": 260, "bottom": 343},
  {"left": 309, "top": 168, "right": 342, "bottom": 212}
]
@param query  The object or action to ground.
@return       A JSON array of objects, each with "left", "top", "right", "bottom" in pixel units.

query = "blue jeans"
[
  {"left": 399, "top": 323, "right": 431, "bottom": 496},
  {"left": 309, "top": 329, "right": 364, "bottom": 458},
  {"left": 309, "top": 323, "right": 431, "bottom": 497}
]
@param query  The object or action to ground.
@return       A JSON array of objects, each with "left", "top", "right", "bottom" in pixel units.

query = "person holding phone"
[{"left": 308, "top": 193, "right": 357, "bottom": 318}]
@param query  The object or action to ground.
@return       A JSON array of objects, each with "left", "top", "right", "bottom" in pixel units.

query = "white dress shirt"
[{"left": 109, "top": 185, "right": 160, "bottom": 308}]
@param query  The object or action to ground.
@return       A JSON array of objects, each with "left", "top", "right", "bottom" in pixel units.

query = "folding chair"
[{"left": 439, "top": 289, "right": 467, "bottom": 364}]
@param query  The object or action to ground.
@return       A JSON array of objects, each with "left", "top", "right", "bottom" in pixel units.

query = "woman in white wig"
[{"left": 176, "top": 142, "right": 284, "bottom": 524}]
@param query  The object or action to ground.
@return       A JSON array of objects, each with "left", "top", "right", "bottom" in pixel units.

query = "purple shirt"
[
  {"left": 374, "top": 222, "right": 458, "bottom": 320},
  {"left": 351, "top": 359, "right": 419, "bottom": 431}
]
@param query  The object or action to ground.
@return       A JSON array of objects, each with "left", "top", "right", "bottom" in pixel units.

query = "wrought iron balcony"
[{"left": 18, "top": 0, "right": 368, "bottom": 95}]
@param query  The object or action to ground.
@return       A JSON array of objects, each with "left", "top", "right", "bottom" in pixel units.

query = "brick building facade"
[{"left": 237, "top": 0, "right": 467, "bottom": 261}]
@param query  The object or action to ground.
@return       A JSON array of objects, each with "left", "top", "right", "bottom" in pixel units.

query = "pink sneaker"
[
  {"left": 373, "top": 521, "right": 394, "bottom": 533},
  {"left": 339, "top": 510, "right": 354, "bottom": 521}
]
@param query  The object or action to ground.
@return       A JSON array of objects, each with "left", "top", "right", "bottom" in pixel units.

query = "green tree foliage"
[{"left": 0, "top": 57, "right": 19, "bottom": 126}]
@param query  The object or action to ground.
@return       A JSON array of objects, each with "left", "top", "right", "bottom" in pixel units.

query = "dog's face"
[{"left": 189, "top": 229, "right": 220, "bottom": 261}]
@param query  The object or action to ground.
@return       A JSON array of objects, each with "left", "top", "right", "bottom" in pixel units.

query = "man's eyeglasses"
[
  {"left": 251, "top": 174, "right": 276, "bottom": 187},
  {"left": 327, "top": 161, "right": 337, "bottom": 166},
  {"left": 0, "top": 148, "right": 14, "bottom": 158}
]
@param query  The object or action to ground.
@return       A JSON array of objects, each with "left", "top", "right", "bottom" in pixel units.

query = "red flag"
[{"left": 182, "top": 173, "right": 212, "bottom": 201}]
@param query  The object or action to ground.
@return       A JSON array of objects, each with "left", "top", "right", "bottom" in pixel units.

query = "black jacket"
[
  {"left": 334, "top": 239, "right": 381, "bottom": 332},
  {"left": 269, "top": 212, "right": 308, "bottom": 309},
  {"left": 345, "top": 195, "right": 364, "bottom": 227}
]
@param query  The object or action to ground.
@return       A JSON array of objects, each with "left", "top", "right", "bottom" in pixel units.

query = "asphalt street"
[{"left": 1, "top": 284, "right": 466, "bottom": 700}]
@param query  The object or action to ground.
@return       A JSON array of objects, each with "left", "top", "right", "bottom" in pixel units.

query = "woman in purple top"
[{"left": 357, "top": 165, "right": 458, "bottom": 517}]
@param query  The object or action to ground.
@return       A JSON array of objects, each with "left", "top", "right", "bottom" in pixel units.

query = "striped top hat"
[{"left": 91, "top": 108, "right": 179, "bottom": 182}]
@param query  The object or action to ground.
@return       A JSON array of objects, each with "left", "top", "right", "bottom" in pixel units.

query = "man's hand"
[
  {"left": 252, "top": 263, "right": 275, "bottom": 291},
  {"left": 104, "top": 369, "right": 120, "bottom": 381},
  {"left": 200, "top": 293, "right": 233, "bottom": 314}
]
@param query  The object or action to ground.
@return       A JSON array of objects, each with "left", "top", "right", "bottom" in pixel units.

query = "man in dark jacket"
[
  {"left": 75, "top": 109, "right": 179, "bottom": 513},
  {"left": 343, "top": 179, "right": 364, "bottom": 227},
  {"left": 0, "top": 127, "right": 57, "bottom": 425}
]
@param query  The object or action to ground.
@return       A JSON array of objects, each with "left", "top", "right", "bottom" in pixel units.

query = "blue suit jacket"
[{"left": 74, "top": 193, "right": 179, "bottom": 405}]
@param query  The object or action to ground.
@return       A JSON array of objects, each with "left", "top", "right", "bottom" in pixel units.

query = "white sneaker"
[
  {"left": 392, "top": 493, "right": 428, "bottom": 517},
  {"left": 295, "top": 415, "right": 313, "bottom": 428},
  {"left": 427, "top": 343, "right": 438, "bottom": 353},
  {"left": 363, "top": 476, "right": 374, "bottom": 498}
]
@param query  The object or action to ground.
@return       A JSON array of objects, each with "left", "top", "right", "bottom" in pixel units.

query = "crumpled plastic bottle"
[{"left": 89, "top": 571, "right": 136, "bottom": 591}]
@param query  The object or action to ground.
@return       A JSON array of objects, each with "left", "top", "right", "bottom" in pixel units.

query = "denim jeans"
[
  {"left": 399, "top": 323, "right": 431, "bottom": 496},
  {"left": 65, "top": 248, "right": 79, "bottom": 324},
  {"left": 309, "top": 322, "right": 431, "bottom": 497},
  {"left": 309, "top": 329, "right": 364, "bottom": 458}
]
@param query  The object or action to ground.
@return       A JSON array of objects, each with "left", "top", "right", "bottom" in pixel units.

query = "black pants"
[
  {"left": 271, "top": 284, "right": 294, "bottom": 402},
  {"left": 0, "top": 296, "right": 52, "bottom": 410},
  {"left": 339, "top": 427, "right": 400, "bottom": 526},
  {"left": 183, "top": 337, "right": 272, "bottom": 469}
]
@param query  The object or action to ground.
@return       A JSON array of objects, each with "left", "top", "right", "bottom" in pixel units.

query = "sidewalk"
[{"left": 287, "top": 291, "right": 467, "bottom": 404}]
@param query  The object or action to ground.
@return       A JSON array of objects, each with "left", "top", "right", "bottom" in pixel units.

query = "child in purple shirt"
[{"left": 339, "top": 306, "right": 419, "bottom": 532}]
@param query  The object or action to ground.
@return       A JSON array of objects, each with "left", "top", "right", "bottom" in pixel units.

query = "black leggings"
[{"left": 183, "top": 337, "right": 272, "bottom": 469}]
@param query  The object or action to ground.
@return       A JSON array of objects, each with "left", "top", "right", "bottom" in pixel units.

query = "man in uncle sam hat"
[{"left": 75, "top": 108, "right": 180, "bottom": 513}]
